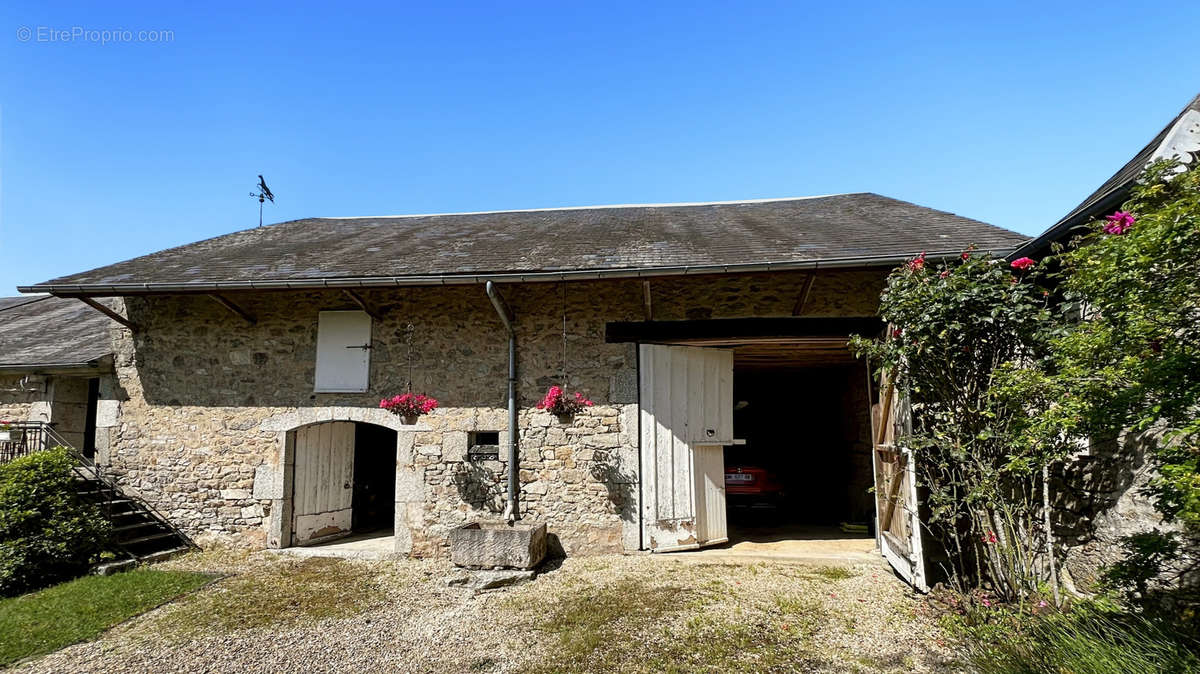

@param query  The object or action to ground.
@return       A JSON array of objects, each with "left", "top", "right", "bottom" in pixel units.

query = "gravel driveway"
[{"left": 15, "top": 549, "right": 957, "bottom": 673}]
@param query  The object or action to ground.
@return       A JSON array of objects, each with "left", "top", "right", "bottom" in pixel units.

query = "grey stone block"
[
  {"left": 252, "top": 464, "right": 283, "bottom": 499},
  {"left": 449, "top": 521, "right": 547, "bottom": 570}
]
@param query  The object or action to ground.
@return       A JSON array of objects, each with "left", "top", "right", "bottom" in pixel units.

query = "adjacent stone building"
[
  {"left": 0, "top": 295, "right": 116, "bottom": 456},
  {"left": 18, "top": 193, "right": 1026, "bottom": 577}
]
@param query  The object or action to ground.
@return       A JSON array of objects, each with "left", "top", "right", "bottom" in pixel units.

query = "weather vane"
[{"left": 249, "top": 174, "right": 275, "bottom": 227}]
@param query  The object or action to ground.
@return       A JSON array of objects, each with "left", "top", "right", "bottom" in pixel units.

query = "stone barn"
[
  {"left": 0, "top": 295, "right": 117, "bottom": 458},
  {"left": 17, "top": 193, "right": 1026, "bottom": 586}
]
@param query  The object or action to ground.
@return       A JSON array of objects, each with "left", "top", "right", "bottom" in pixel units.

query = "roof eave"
[
  {"left": 18, "top": 248, "right": 1024, "bottom": 297},
  {"left": 0, "top": 357, "right": 114, "bottom": 375}
]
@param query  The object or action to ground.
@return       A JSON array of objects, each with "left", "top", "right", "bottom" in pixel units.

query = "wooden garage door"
[
  {"left": 871, "top": 370, "right": 927, "bottom": 591},
  {"left": 292, "top": 421, "right": 356, "bottom": 546},
  {"left": 639, "top": 344, "right": 733, "bottom": 552}
]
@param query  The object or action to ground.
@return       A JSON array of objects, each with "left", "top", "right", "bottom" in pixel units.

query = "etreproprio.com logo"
[{"left": 16, "top": 25, "right": 174, "bottom": 44}]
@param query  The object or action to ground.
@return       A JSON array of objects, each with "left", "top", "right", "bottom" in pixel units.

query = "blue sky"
[{"left": 0, "top": 1, "right": 1196, "bottom": 293}]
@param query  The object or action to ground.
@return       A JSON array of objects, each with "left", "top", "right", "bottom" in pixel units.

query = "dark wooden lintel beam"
[
  {"left": 342, "top": 289, "right": 382, "bottom": 320},
  {"left": 209, "top": 294, "right": 256, "bottom": 325},
  {"left": 76, "top": 297, "right": 135, "bottom": 330}
]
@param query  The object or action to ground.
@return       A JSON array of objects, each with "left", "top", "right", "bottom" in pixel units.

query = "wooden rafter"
[
  {"left": 791, "top": 273, "right": 816, "bottom": 316},
  {"left": 76, "top": 297, "right": 135, "bottom": 330},
  {"left": 642, "top": 281, "right": 653, "bottom": 321},
  {"left": 209, "top": 294, "right": 256, "bottom": 325},
  {"left": 342, "top": 289, "right": 381, "bottom": 321}
]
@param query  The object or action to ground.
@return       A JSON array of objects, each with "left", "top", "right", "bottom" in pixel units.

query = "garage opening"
[
  {"left": 290, "top": 421, "right": 396, "bottom": 547},
  {"left": 352, "top": 422, "right": 396, "bottom": 533},
  {"left": 721, "top": 342, "right": 876, "bottom": 554}
]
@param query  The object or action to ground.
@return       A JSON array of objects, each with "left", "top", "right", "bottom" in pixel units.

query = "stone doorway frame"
[{"left": 254, "top": 407, "right": 425, "bottom": 555}]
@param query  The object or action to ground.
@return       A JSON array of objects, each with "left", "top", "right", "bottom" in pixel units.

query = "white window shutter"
[{"left": 315, "top": 311, "right": 371, "bottom": 392}]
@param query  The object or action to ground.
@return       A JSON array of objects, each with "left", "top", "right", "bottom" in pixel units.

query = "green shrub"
[{"left": 0, "top": 448, "right": 110, "bottom": 596}]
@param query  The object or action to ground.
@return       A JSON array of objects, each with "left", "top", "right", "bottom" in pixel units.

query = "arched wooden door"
[{"left": 291, "top": 421, "right": 356, "bottom": 546}]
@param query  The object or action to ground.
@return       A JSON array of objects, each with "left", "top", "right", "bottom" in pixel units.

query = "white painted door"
[
  {"left": 292, "top": 421, "right": 356, "bottom": 546},
  {"left": 694, "top": 444, "right": 728, "bottom": 546},
  {"left": 871, "top": 371, "right": 927, "bottom": 591},
  {"left": 639, "top": 344, "right": 733, "bottom": 552},
  {"left": 315, "top": 311, "right": 372, "bottom": 392}
]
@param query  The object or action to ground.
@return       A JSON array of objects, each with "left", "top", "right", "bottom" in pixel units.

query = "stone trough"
[{"left": 449, "top": 520, "right": 547, "bottom": 570}]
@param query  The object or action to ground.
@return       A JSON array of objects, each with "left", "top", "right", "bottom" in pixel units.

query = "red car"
[{"left": 724, "top": 465, "right": 786, "bottom": 507}]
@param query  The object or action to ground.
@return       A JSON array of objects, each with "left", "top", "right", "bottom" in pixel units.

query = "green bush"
[{"left": 0, "top": 448, "right": 110, "bottom": 596}]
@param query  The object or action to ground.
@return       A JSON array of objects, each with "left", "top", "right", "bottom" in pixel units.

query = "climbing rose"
[
  {"left": 1104, "top": 210, "right": 1135, "bottom": 235},
  {"left": 939, "top": 270, "right": 951, "bottom": 279},
  {"left": 907, "top": 252, "right": 927, "bottom": 271},
  {"left": 981, "top": 531, "right": 998, "bottom": 544},
  {"left": 1010, "top": 257, "right": 1036, "bottom": 270}
]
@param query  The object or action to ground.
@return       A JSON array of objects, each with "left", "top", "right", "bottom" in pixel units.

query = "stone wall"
[
  {"left": 0, "top": 372, "right": 108, "bottom": 451},
  {"left": 1055, "top": 430, "right": 1182, "bottom": 592},
  {"left": 100, "top": 269, "right": 887, "bottom": 555},
  {"left": 0, "top": 374, "right": 42, "bottom": 422}
]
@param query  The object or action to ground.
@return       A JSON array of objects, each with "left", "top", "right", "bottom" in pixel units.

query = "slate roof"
[
  {"left": 1012, "top": 92, "right": 1200, "bottom": 259},
  {"left": 21, "top": 193, "right": 1026, "bottom": 294},
  {"left": 0, "top": 295, "right": 114, "bottom": 369}
]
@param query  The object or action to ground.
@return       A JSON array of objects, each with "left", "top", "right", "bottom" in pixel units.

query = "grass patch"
[
  {"left": 950, "top": 604, "right": 1200, "bottom": 674},
  {"left": 0, "top": 568, "right": 213, "bottom": 667},
  {"left": 519, "top": 578, "right": 704, "bottom": 672},
  {"left": 146, "top": 557, "right": 389, "bottom": 640},
  {"left": 519, "top": 572, "right": 830, "bottom": 673},
  {"left": 811, "top": 566, "right": 855, "bottom": 581}
]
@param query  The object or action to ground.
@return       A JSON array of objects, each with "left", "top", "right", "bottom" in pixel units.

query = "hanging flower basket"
[
  {"left": 380, "top": 393, "right": 439, "bottom": 424},
  {"left": 536, "top": 386, "right": 593, "bottom": 422}
]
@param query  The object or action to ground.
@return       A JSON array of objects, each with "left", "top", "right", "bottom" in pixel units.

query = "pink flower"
[
  {"left": 961, "top": 251, "right": 971, "bottom": 260},
  {"left": 907, "top": 252, "right": 926, "bottom": 271},
  {"left": 1010, "top": 257, "right": 1036, "bottom": 270},
  {"left": 939, "top": 270, "right": 950, "bottom": 279},
  {"left": 1104, "top": 211, "right": 1135, "bottom": 235},
  {"left": 381, "top": 392, "right": 438, "bottom": 417},
  {"left": 1037, "top": 600, "right": 1048, "bottom": 608},
  {"left": 982, "top": 531, "right": 997, "bottom": 544},
  {"left": 981, "top": 598, "right": 992, "bottom": 608},
  {"left": 538, "top": 386, "right": 592, "bottom": 415}
]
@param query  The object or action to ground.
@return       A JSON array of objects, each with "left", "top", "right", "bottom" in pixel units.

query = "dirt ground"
[{"left": 14, "top": 548, "right": 959, "bottom": 673}]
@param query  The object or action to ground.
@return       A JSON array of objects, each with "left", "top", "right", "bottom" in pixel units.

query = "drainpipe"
[{"left": 485, "top": 281, "right": 519, "bottom": 524}]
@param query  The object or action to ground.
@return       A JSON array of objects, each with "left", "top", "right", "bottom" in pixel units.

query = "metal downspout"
[{"left": 485, "top": 281, "right": 519, "bottom": 523}]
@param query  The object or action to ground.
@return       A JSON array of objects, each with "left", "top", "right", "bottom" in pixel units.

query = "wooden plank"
[
  {"left": 669, "top": 348, "right": 692, "bottom": 521},
  {"left": 878, "top": 451, "right": 906, "bottom": 531},
  {"left": 876, "top": 374, "right": 894, "bottom": 447}
]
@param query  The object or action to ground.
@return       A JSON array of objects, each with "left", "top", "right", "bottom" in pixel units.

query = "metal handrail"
[{"left": 6, "top": 421, "right": 197, "bottom": 553}]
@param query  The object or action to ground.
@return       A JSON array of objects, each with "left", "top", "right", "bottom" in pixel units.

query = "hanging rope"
[{"left": 560, "top": 281, "right": 569, "bottom": 385}]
